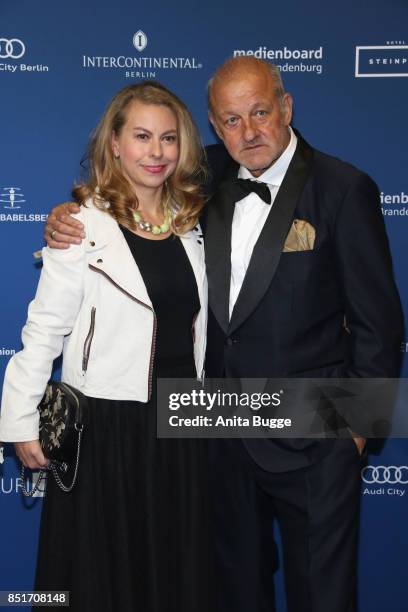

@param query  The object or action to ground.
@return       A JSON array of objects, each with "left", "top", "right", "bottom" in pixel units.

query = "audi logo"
[
  {"left": 0, "top": 38, "right": 26, "bottom": 59},
  {"left": 361, "top": 466, "right": 408, "bottom": 484}
]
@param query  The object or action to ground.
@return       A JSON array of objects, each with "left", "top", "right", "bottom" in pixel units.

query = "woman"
[{"left": 0, "top": 81, "right": 214, "bottom": 611}]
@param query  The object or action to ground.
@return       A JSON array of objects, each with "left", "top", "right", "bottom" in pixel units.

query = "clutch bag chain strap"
[{"left": 21, "top": 383, "right": 84, "bottom": 496}]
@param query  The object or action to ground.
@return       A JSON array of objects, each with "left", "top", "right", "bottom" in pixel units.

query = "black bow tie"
[{"left": 220, "top": 178, "right": 272, "bottom": 205}]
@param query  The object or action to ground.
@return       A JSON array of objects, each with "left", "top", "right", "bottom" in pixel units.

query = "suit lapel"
[
  {"left": 204, "top": 159, "right": 239, "bottom": 334},
  {"left": 228, "top": 135, "right": 314, "bottom": 335}
]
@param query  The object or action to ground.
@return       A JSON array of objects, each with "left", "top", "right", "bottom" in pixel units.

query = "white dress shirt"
[{"left": 229, "top": 127, "right": 298, "bottom": 319}]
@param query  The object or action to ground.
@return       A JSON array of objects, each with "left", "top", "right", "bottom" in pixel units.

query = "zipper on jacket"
[
  {"left": 88, "top": 265, "right": 157, "bottom": 400},
  {"left": 148, "top": 315, "right": 158, "bottom": 400},
  {"left": 82, "top": 306, "right": 96, "bottom": 373}
]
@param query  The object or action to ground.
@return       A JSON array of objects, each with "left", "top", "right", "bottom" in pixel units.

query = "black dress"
[{"left": 35, "top": 229, "right": 215, "bottom": 611}]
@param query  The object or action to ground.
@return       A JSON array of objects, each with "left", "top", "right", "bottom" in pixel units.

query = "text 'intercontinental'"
[{"left": 82, "top": 56, "right": 201, "bottom": 69}]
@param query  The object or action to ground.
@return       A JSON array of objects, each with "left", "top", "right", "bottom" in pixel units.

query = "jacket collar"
[{"left": 83, "top": 201, "right": 205, "bottom": 308}]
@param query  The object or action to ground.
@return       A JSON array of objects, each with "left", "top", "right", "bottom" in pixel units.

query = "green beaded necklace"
[{"left": 132, "top": 204, "right": 172, "bottom": 235}]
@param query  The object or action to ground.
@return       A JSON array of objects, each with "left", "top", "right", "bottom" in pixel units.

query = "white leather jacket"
[{"left": 0, "top": 200, "right": 207, "bottom": 442}]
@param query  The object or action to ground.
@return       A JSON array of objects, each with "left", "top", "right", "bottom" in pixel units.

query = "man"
[{"left": 45, "top": 57, "right": 403, "bottom": 612}]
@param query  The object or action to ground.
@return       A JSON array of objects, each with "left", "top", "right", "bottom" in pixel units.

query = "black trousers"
[{"left": 208, "top": 438, "right": 363, "bottom": 612}]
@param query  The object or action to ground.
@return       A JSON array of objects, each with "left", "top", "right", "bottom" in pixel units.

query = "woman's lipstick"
[{"left": 142, "top": 165, "right": 167, "bottom": 174}]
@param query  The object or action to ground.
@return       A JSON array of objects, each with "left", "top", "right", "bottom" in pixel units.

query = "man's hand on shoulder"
[{"left": 45, "top": 202, "right": 86, "bottom": 249}]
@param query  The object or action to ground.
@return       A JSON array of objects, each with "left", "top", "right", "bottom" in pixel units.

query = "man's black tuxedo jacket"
[{"left": 202, "top": 133, "right": 404, "bottom": 471}]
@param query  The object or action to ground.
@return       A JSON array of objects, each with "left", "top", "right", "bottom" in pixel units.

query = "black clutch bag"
[{"left": 21, "top": 381, "right": 87, "bottom": 496}]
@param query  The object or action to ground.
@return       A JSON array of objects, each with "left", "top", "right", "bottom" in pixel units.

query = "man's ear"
[
  {"left": 281, "top": 93, "right": 293, "bottom": 127},
  {"left": 208, "top": 111, "right": 223, "bottom": 141}
]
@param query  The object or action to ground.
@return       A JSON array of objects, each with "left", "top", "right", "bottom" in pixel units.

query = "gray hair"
[{"left": 207, "top": 56, "right": 285, "bottom": 113}]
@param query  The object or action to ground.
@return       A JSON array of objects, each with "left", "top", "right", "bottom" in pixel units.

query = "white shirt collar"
[{"left": 238, "top": 126, "right": 297, "bottom": 187}]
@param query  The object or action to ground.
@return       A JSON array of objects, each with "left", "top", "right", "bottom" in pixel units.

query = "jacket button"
[
  {"left": 90, "top": 241, "right": 95, "bottom": 247},
  {"left": 97, "top": 258, "right": 103, "bottom": 263},
  {"left": 225, "top": 338, "right": 237, "bottom": 346}
]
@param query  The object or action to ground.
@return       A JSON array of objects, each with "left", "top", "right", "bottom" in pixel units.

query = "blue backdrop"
[{"left": 1, "top": 1, "right": 407, "bottom": 610}]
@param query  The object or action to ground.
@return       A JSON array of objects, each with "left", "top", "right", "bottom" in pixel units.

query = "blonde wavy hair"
[{"left": 73, "top": 81, "right": 206, "bottom": 233}]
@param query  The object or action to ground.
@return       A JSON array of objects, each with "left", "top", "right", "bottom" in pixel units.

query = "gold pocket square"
[{"left": 283, "top": 219, "right": 316, "bottom": 252}]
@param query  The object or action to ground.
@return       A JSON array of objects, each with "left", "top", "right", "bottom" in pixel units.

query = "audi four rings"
[
  {"left": 361, "top": 466, "right": 408, "bottom": 484},
  {"left": 0, "top": 38, "right": 25, "bottom": 59}
]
